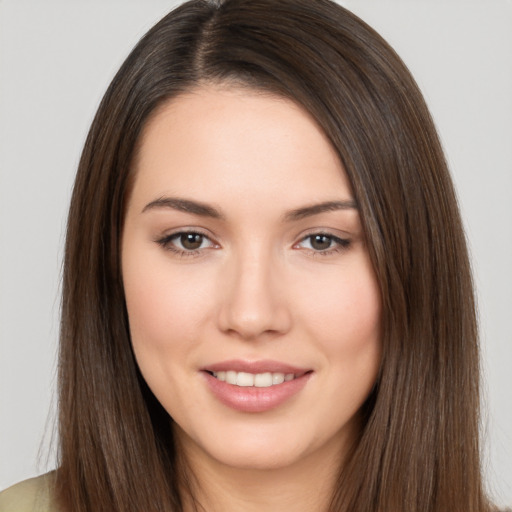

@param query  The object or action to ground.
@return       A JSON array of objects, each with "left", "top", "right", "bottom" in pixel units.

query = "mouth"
[
  {"left": 206, "top": 370, "right": 303, "bottom": 388},
  {"left": 201, "top": 360, "right": 313, "bottom": 413}
]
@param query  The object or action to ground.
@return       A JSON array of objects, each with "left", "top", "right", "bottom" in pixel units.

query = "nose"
[{"left": 217, "top": 247, "right": 292, "bottom": 340}]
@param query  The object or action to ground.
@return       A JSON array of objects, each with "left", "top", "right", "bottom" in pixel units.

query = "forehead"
[{"left": 130, "top": 86, "right": 353, "bottom": 210}]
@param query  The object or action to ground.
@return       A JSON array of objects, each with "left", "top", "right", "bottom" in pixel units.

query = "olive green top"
[{"left": 0, "top": 473, "right": 58, "bottom": 512}]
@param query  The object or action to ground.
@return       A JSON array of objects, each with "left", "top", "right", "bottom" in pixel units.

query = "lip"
[
  {"left": 202, "top": 359, "right": 309, "bottom": 375},
  {"left": 201, "top": 359, "right": 313, "bottom": 413}
]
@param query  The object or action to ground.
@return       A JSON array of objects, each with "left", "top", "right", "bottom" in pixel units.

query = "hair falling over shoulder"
[{"left": 56, "top": 0, "right": 498, "bottom": 510}]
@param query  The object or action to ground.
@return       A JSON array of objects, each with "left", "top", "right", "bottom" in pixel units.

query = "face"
[{"left": 122, "top": 86, "right": 381, "bottom": 473}]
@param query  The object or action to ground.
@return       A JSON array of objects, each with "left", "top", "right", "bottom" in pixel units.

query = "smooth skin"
[{"left": 122, "top": 86, "right": 382, "bottom": 512}]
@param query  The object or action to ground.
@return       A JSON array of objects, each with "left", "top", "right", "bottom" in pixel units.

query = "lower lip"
[{"left": 203, "top": 371, "right": 312, "bottom": 413}]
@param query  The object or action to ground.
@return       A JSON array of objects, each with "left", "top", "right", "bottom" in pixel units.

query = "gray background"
[{"left": 1, "top": 0, "right": 511, "bottom": 506}]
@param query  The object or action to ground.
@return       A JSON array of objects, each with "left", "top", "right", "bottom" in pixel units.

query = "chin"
[
  {"left": 173, "top": 414, "right": 353, "bottom": 475},
  {"left": 210, "top": 441, "right": 307, "bottom": 471}
]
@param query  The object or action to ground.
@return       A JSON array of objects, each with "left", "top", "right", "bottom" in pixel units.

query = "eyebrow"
[
  {"left": 283, "top": 200, "right": 358, "bottom": 221},
  {"left": 142, "top": 197, "right": 225, "bottom": 219},
  {"left": 142, "top": 196, "right": 357, "bottom": 221}
]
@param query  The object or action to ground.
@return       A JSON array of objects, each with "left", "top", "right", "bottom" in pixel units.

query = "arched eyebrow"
[
  {"left": 142, "top": 197, "right": 225, "bottom": 219},
  {"left": 283, "top": 200, "right": 357, "bottom": 221},
  {"left": 142, "top": 196, "right": 357, "bottom": 221}
]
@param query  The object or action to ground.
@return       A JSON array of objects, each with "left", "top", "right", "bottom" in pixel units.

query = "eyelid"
[
  {"left": 154, "top": 227, "right": 220, "bottom": 256},
  {"left": 154, "top": 226, "right": 351, "bottom": 258},
  {"left": 292, "top": 230, "right": 351, "bottom": 254}
]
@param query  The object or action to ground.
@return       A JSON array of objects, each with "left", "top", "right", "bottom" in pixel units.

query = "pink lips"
[{"left": 201, "top": 359, "right": 312, "bottom": 413}]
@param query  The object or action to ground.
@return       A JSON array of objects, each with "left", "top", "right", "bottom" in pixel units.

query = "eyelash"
[
  {"left": 294, "top": 233, "right": 351, "bottom": 256},
  {"left": 155, "top": 231, "right": 351, "bottom": 258},
  {"left": 155, "top": 230, "right": 217, "bottom": 258}
]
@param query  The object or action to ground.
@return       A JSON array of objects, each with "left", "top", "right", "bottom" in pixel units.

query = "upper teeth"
[{"left": 212, "top": 371, "right": 295, "bottom": 387}]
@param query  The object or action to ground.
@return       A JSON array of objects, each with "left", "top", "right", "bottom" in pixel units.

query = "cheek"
[
  {"left": 122, "top": 249, "right": 220, "bottom": 416},
  {"left": 299, "top": 262, "right": 381, "bottom": 352},
  {"left": 122, "top": 244, "right": 216, "bottom": 359},
  {"left": 296, "top": 257, "right": 382, "bottom": 405},
  {"left": 311, "top": 267, "right": 381, "bottom": 419},
  {"left": 323, "top": 288, "right": 381, "bottom": 387}
]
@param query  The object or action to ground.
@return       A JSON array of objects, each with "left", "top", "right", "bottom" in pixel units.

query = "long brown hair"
[{"left": 57, "top": 0, "right": 493, "bottom": 510}]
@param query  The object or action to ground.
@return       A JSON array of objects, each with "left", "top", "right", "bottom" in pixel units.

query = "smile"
[
  {"left": 211, "top": 371, "right": 296, "bottom": 387},
  {"left": 202, "top": 361, "right": 313, "bottom": 413}
]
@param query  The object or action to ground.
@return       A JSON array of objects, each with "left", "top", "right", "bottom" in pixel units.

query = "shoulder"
[{"left": 0, "top": 473, "right": 59, "bottom": 512}]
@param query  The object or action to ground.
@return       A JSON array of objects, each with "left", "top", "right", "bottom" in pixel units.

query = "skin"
[{"left": 122, "top": 86, "right": 382, "bottom": 511}]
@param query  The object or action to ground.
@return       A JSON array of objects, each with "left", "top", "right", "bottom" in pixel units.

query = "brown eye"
[
  {"left": 156, "top": 230, "right": 216, "bottom": 255},
  {"left": 295, "top": 233, "right": 350, "bottom": 254},
  {"left": 309, "top": 234, "right": 333, "bottom": 251},
  {"left": 179, "top": 233, "right": 204, "bottom": 250}
]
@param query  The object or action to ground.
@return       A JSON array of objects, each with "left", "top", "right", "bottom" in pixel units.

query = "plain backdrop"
[{"left": 0, "top": 0, "right": 511, "bottom": 506}]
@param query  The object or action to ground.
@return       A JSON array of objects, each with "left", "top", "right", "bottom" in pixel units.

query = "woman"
[{"left": 0, "top": 0, "right": 503, "bottom": 510}]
